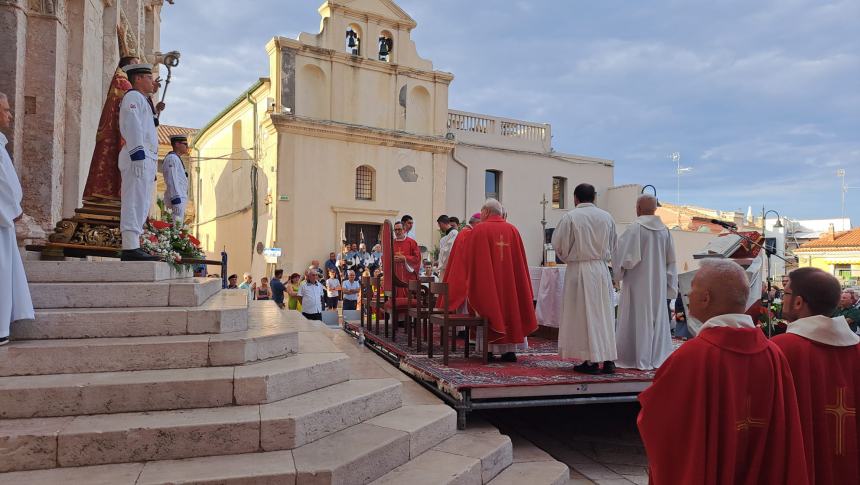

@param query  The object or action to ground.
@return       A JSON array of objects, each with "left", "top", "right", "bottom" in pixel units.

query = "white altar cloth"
[{"left": 531, "top": 265, "right": 567, "bottom": 328}]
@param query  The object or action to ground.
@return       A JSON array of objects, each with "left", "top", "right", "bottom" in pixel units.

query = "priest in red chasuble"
[
  {"left": 442, "top": 213, "right": 480, "bottom": 312},
  {"left": 392, "top": 221, "right": 420, "bottom": 298},
  {"left": 773, "top": 267, "right": 859, "bottom": 485},
  {"left": 465, "top": 199, "right": 537, "bottom": 362},
  {"left": 81, "top": 57, "right": 137, "bottom": 201},
  {"left": 638, "top": 258, "right": 808, "bottom": 485}
]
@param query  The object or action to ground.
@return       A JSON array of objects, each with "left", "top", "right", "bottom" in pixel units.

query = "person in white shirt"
[
  {"left": 297, "top": 270, "right": 324, "bottom": 320},
  {"left": 161, "top": 134, "right": 190, "bottom": 225},
  {"left": 118, "top": 64, "right": 160, "bottom": 261},
  {"left": 436, "top": 214, "right": 459, "bottom": 279},
  {"left": 325, "top": 269, "right": 340, "bottom": 310},
  {"left": 0, "top": 92, "right": 34, "bottom": 346},
  {"left": 341, "top": 270, "right": 361, "bottom": 311},
  {"left": 402, "top": 214, "right": 417, "bottom": 242}
]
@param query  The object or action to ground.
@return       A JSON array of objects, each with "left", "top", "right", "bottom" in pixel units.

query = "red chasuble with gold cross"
[
  {"left": 638, "top": 327, "right": 809, "bottom": 485},
  {"left": 772, "top": 333, "right": 859, "bottom": 485},
  {"left": 391, "top": 236, "right": 420, "bottom": 298},
  {"left": 465, "top": 215, "right": 537, "bottom": 345}
]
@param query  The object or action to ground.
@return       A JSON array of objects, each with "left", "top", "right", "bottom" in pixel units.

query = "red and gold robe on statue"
[
  {"left": 638, "top": 315, "right": 809, "bottom": 485},
  {"left": 392, "top": 236, "right": 420, "bottom": 299},
  {"left": 465, "top": 215, "right": 537, "bottom": 346},
  {"left": 442, "top": 224, "right": 473, "bottom": 311},
  {"left": 772, "top": 315, "right": 859, "bottom": 485},
  {"left": 82, "top": 69, "right": 132, "bottom": 201}
]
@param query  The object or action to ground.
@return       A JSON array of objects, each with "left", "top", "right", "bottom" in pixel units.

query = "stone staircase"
[{"left": 0, "top": 261, "right": 569, "bottom": 484}]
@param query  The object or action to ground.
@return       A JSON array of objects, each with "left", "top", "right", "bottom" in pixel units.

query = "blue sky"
[{"left": 160, "top": 0, "right": 860, "bottom": 225}]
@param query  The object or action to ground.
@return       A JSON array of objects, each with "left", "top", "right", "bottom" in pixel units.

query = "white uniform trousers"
[
  {"left": 120, "top": 159, "right": 157, "bottom": 250},
  {"left": 168, "top": 200, "right": 186, "bottom": 226}
]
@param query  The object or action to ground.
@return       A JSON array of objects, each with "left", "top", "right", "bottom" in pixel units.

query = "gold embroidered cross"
[
  {"left": 825, "top": 387, "right": 856, "bottom": 456},
  {"left": 736, "top": 397, "right": 767, "bottom": 432},
  {"left": 495, "top": 234, "right": 510, "bottom": 262}
]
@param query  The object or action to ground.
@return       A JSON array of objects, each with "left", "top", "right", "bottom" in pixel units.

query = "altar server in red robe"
[
  {"left": 773, "top": 267, "right": 859, "bottom": 485},
  {"left": 442, "top": 213, "right": 480, "bottom": 311},
  {"left": 466, "top": 199, "right": 537, "bottom": 362},
  {"left": 638, "top": 258, "right": 808, "bottom": 485},
  {"left": 392, "top": 221, "right": 420, "bottom": 298}
]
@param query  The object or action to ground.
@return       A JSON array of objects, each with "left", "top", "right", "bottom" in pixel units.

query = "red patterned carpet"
[{"left": 345, "top": 321, "right": 685, "bottom": 393}]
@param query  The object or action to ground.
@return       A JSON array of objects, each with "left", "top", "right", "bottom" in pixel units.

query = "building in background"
[
  {"left": 794, "top": 226, "right": 860, "bottom": 286},
  {"left": 192, "top": 0, "right": 619, "bottom": 277}
]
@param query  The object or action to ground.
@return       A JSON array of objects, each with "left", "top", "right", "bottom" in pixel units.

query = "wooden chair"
[
  {"left": 407, "top": 277, "right": 441, "bottom": 351},
  {"left": 360, "top": 275, "right": 372, "bottom": 328},
  {"left": 428, "top": 282, "right": 488, "bottom": 366}
]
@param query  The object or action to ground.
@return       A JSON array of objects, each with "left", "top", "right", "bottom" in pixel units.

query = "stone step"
[
  {"left": 0, "top": 378, "right": 402, "bottom": 471},
  {"left": 487, "top": 461, "right": 570, "bottom": 485},
  {"left": 291, "top": 404, "right": 457, "bottom": 485},
  {"left": 24, "top": 260, "right": 194, "bottom": 283},
  {"left": 13, "top": 289, "right": 249, "bottom": 340},
  {"left": 0, "top": 326, "right": 298, "bottom": 377},
  {"left": 371, "top": 425, "right": 514, "bottom": 485},
  {"left": 0, "top": 352, "right": 350, "bottom": 418},
  {"left": 29, "top": 277, "right": 222, "bottom": 309}
]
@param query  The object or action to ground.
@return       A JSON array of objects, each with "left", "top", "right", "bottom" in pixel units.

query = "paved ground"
[{"left": 479, "top": 403, "right": 649, "bottom": 484}]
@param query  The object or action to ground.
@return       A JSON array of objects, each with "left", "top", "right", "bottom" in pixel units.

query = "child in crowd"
[{"left": 325, "top": 269, "right": 341, "bottom": 310}]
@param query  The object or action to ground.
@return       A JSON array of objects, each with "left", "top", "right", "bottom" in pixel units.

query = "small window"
[
  {"left": 231, "top": 120, "right": 242, "bottom": 171},
  {"left": 834, "top": 264, "right": 852, "bottom": 281},
  {"left": 346, "top": 25, "right": 361, "bottom": 56},
  {"left": 355, "top": 165, "right": 375, "bottom": 200},
  {"left": 378, "top": 32, "right": 393, "bottom": 62},
  {"left": 552, "top": 176, "right": 567, "bottom": 209},
  {"left": 485, "top": 170, "right": 501, "bottom": 201}
]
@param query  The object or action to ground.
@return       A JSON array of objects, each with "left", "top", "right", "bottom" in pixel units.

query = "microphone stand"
[{"left": 720, "top": 224, "right": 788, "bottom": 338}]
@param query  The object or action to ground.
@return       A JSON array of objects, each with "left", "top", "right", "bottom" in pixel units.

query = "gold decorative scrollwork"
[
  {"left": 70, "top": 223, "right": 122, "bottom": 248},
  {"left": 48, "top": 220, "right": 77, "bottom": 243}
]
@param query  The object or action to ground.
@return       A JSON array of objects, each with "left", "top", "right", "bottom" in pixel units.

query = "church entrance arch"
[{"left": 345, "top": 222, "right": 381, "bottom": 248}]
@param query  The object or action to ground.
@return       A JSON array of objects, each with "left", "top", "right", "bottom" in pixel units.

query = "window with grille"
[
  {"left": 552, "top": 176, "right": 566, "bottom": 209},
  {"left": 355, "top": 165, "right": 374, "bottom": 200},
  {"left": 485, "top": 170, "right": 501, "bottom": 201}
]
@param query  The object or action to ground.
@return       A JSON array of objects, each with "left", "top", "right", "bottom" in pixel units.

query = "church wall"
[
  {"left": 273, "top": 129, "right": 436, "bottom": 275},
  {"left": 450, "top": 144, "right": 614, "bottom": 266}
]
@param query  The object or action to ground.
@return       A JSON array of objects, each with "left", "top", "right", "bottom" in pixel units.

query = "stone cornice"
[
  {"left": 275, "top": 37, "right": 453, "bottom": 84},
  {"left": 271, "top": 114, "right": 454, "bottom": 154},
  {"left": 331, "top": 206, "right": 400, "bottom": 217},
  {"left": 327, "top": 1, "right": 417, "bottom": 30}
]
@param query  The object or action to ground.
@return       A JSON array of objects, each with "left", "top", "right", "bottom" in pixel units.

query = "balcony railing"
[
  {"left": 447, "top": 110, "right": 549, "bottom": 147},
  {"left": 447, "top": 112, "right": 493, "bottom": 134}
]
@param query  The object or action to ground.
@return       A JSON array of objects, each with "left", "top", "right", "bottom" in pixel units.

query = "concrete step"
[
  {"left": 371, "top": 425, "right": 514, "bottom": 485},
  {"left": 0, "top": 326, "right": 298, "bottom": 377},
  {"left": 24, "top": 260, "right": 193, "bottom": 283},
  {"left": 291, "top": 404, "right": 458, "bottom": 484},
  {"left": 0, "top": 378, "right": 402, "bottom": 470},
  {"left": 487, "top": 461, "right": 570, "bottom": 485},
  {"left": 0, "top": 352, "right": 349, "bottom": 418},
  {"left": 13, "top": 290, "right": 248, "bottom": 340},
  {"left": 261, "top": 378, "right": 403, "bottom": 449},
  {"left": 29, "top": 277, "right": 222, "bottom": 309},
  {"left": 0, "top": 451, "right": 297, "bottom": 485}
]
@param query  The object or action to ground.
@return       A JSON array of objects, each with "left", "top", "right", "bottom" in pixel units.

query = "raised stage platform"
[{"left": 344, "top": 320, "right": 683, "bottom": 428}]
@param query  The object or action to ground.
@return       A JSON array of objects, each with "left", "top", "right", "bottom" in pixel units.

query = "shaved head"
[
  {"left": 637, "top": 195, "right": 658, "bottom": 216},
  {"left": 689, "top": 259, "right": 750, "bottom": 323}
]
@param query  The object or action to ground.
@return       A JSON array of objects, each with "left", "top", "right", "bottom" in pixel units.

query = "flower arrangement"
[
  {"left": 755, "top": 300, "right": 787, "bottom": 336},
  {"left": 139, "top": 200, "right": 204, "bottom": 268}
]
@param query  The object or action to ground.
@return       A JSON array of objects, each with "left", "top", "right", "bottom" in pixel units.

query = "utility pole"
[
  {"left": 672, "top": 152, "right": 692, "bottom": 228},
  {"left": 837, "top": 169, "right": 859, "bottom": 230}
]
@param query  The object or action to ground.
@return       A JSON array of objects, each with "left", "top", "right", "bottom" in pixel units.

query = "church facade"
[
  {"left": 0, "top": 0, "right": 170, "bottom": 242},
  {"left": 193, "top": 0, "right": 619, "bottom": 277}
]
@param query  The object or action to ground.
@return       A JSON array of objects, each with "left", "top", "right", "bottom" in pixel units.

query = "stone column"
[
  {"left": 0, "top": 0, "right": 28, "bottom": 169},
  {"left": 21, "top": 0, "right": 69, "bottom": 232},
  {"left": 102, "top": 0, "right": 119, "bottom": 96}
]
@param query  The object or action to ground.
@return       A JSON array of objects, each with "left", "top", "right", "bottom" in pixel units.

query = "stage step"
[
  {"left": 24, "top": 260, "right": 193, "bottom": 283},
  {"left": 14, "top": 289, "right": 248, "bottom": 340},
  {"left": 0, "top": 352, "right": 350, "bottom": 418},
  {"left": 370, "top": 449, "right": 483, "bottom": 485},
  {"left": 0, "top": 326, "right": 298, "bottom": 377},
  {"left": 0, "top": 378, "right": 401, "bottom": 471},
  {"left": 487, "top": 461, "right": 570, "bottom": 485},
  {"left": 29, "top": 277, "right": 222, "bottom": 309}
]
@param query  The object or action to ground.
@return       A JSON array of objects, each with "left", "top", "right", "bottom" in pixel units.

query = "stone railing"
[{"left": 447, "top": 110, "right": 551, "bottom": 151}]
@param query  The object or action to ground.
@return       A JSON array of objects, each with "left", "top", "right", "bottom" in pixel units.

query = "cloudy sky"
[{"left": 160, "top": 0, "right": 860, "bottom": 225}]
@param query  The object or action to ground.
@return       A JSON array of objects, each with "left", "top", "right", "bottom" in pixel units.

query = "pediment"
[{"left": 332, "top": 0, "right": 417, "bottom": 26}]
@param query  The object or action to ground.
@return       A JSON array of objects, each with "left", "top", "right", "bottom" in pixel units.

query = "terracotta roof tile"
[
  {"left": 795, "top": 227, "right": 860, "bottom": 251},
  {"left": 157, "top": 124, "right": 197, "bottom": 146}
]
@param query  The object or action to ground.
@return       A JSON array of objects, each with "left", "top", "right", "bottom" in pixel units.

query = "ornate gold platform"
[{"left": 40, "top": 198, "right": 123, "bottom": 260}]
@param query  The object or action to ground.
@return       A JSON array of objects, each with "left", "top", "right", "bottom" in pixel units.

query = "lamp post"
[{"left": 762, "top": 209, "right": 784, "bottom": 338}]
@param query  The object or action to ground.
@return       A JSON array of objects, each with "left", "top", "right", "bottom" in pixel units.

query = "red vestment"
[
  {"left": 82, "top": 70, "right": 132, "bottom": 201},
  {"left": 638, "top": 327, "right": 808, "bottom": 485},
  {"left": 465, "top": 216, "right": 537, "bottom": 345},
  {"left": 772, "top": 333, "right": 859, "bottom": 485},
  {"left": 442, "top": 225, "right": 473, "bottom": 311},
  {"left": 392, "top": 237, "right": 420, "bottom": 298}
]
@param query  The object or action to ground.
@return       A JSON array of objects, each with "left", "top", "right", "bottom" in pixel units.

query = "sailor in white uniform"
[
  {"left": 161, "top": 134, "right": 190, "bottom": 225},
  {"left": 118, "top": 64, "right": 160, "bottom": 261}
]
